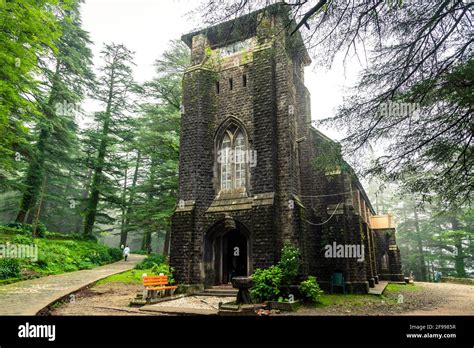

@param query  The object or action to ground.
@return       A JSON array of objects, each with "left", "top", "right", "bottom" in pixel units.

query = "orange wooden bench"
[{"left": 143, "top": 275, "right": 177, "bottom": 298}]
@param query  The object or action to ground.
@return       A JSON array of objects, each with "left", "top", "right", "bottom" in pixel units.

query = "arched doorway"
[
  {"left": 204, "top": 218, "right": 251, "bottom": 286},
  {"left": 222, "top": 229, "right": 248, "bottom": 283}
]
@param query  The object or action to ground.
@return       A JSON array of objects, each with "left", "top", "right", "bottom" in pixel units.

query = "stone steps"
[
  {"left": 368, "top": 281, "right": 388, "bottom": 295},
  {"left": 195, "top": 286, "right": 238, "bottom": 297}
]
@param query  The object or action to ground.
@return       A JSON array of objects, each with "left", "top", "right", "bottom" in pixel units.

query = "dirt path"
[
  {"left": 49, "top": 281, "right": 474, "bottom": 316},
  {"left": 289, "top": 282, "right": 474, "bottom": 316},
  {"left": 49, "top": 282, "right": 163, "bottom": 316},
  {"left": 0, "top": 254, "right": 145, "bottom": 315},
  {"left": 401, "top": 282, "right": 474, "bottom": 316},
  {"left": 49, "top": 283, "right": 233, "bottom": 316}
]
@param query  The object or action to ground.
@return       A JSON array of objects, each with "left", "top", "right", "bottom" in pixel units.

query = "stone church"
[{"left": 170, "top": 3, "right": 403, "bottom": 294}]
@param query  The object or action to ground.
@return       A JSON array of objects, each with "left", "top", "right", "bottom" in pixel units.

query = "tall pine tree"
[
  {"left": 83, "top": 43, "right": 135, "bottom": 236},
  {"left": 15, "top": 0, "right": 94, "bottom": 224}
]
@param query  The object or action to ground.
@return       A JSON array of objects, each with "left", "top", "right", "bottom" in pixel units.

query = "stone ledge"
[
  {"left": 175, "top": 200, "right": 196, "bottom": 213},
  {"left": 205, "top": 192, "right": 275, "bottom": 213},
  {"left": 139, "top": 305, "right": 218, "bottom": 316},
  {"left": 184, "top": 65, "right": 216, "bottom": 74}
]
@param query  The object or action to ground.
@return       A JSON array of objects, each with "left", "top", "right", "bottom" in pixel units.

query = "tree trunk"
[
  {"left": 119, "top": 157, "right": 129, "bottom": 247},
  {"left": 83, "top": 66, "right": 115, "bottom": 236},
  {"left": 16, "top": 60, "right": 61, "bottom": 224},
  {"left": 375, "top": 193, "right": 379, "bottom": 215},
  {"left": 413, "top": 206, "right": 427, "bottom": 281},
  {"left": 141, "top": 231, "right": 152, "bottom": 254},
  {"left": 120, "top": 150, "right": 141, "bottom": 247},
  {"left": 75, "top": 168, "right": 92, "bottom": 233},
  {"left": 380, "top": 191, "right": 385, "bottom": 214},
  {"left": 141, "top": 154, "right": 156, "bottom": 253},
  {"left": 451, "top": 217, "right": 466, "bottom": 278},
  {"left": 82, "top": 127, "right": 108, "bottom": 236},
  {"left": 16, "top": 127, "right": 49, "bottom": 224},
  {"left": 32, "top": 175, "right": 47, "bottom": 237},
  {"left": 163, "top": 229, "right": 171, "bottom": 258}
]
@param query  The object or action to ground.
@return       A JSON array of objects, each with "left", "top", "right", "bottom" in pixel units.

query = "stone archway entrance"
[
  {"left": 221, "top": 229, "right": 248, "bottom": 284},
  {"left": 204, "top": 218, "right": 250, "bottom": 286}
]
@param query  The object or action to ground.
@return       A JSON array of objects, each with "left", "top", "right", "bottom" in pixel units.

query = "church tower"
[{"left": 170, "top": 3, "right": 403, "bottom": 293}]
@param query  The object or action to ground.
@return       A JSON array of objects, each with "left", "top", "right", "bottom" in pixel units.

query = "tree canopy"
[{"left": 199, "top": 0, "right": 473, "bottom": 209}]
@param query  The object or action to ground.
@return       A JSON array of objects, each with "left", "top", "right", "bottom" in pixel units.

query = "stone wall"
[
  {"left": 170, "top": 3, "right": 402, "bottom": 293},
  {"left": 374, "top": 228, "right": 404, "bottom": 281}
]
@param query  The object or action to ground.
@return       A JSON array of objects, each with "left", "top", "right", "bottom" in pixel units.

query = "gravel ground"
[
  {"left": 50, "top": 282, "right": 158, "bottom": 316},
  {"left": 150, "top": 296, "right": 235, "bottom": 310},
  {"left": 50, "top": 283, "right": 235, "bottom": 315},
  {"left": 49, "top": 281, "right": 473, "bottom": 316},
  {"left": 287, "top": 282, "right": 474, "bottom": 316},
  {"left": 401, "top": 282, "right": 474, "bottom": 316}
]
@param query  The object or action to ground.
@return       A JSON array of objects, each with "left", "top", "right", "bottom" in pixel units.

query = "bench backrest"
[{"left": 143, "top": 275, "right": 169, "bottom": 286}]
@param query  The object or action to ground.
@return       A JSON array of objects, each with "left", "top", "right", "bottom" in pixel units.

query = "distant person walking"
[{"left": 123, "top": 245, "right": 130, "bottom": 261}]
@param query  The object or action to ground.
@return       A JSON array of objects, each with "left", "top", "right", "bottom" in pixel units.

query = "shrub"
[
  {"left": 299, "top": 276, "right": 323, "bottom": 303},
  {"left": 12, "top": 235, "right": 34, "bottom": 245},
  {"left": 277, "top": 241, "right": 300, "bottom": 286},
  {"left": 88, "top": 250, "right": 112, "bottom": 265},
  {"left": 77, "top": 261, "right": 94, "bottom": 270},
  {"left": 150, "top": 263, "right": 175, "bottom": 284},
  {"left": 108, "top": 248, "right": 123, "bottom": 261},
  {"left": 44, "top": 231, "right": 72, "bottom": 240},
  {"left": 250, "top": 265, "right": 283, "bottom": 302},
  {"left": 4, "top": 222, "right": 30, "bottom": 231},
  {"left": 34, "top": 223, "right": 47, "bottom": 238},
  {"left": 35, "top": 257, "right": 49, "bottom": 269},
  {"left": 78, "top": 234, "right": 98, "bottom": 242},
  {"left": 2, "top": 222, "right": 47, "bottom": 237},
  {"left": 0, "top": 228, "right": 132, "bottom": 283},
  {"left": 135, "top": 254, "right": 165, "bottom": 270},
  {"left": 2, "top": 223, "right": 31, "bottom": 236},
  {"left": 0, "top": 258, "right": 21, "bottom": 279},
  {"left": 0, "top": 226, "right": 26, "bottom": 236}
]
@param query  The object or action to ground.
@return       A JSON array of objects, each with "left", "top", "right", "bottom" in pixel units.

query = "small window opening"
[
  {"left": 229, "top": 78, "right": 233, "bottom": 90},
  {"left": 216, "top": 81, "right": 220, "bottom": 94},
  {"left": 242, "top": 74, "right": 247, "bottom": 87}
]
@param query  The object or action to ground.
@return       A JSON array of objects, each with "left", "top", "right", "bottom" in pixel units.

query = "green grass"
[
  {"left": 310, "top": 284, "right": 418, "bottom": 309},
  {"left": 95, "top": 254, "right": 175, "bottom": 286},
  {"left": 0, "top": 227, "right": 123, "bottom": 284},
  {"left": 134, "top": 254, "right": 165, "bottom": 269},
  {"left": 386, "top": 283, "right": 420, "bottom": 293},
  {"left": 50, "top": 300, "right": 67, "bottom": 309},
  {"left": 95, "top": 268, "right": 153, "bottom": 286},
  {"left": 315, "top": 293, "right": 395, "bottom": 308}
]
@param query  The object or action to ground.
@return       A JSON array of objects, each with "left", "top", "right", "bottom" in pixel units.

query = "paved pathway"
[{"left": 0, "top": 254, "right": 145, "bottom": 315}]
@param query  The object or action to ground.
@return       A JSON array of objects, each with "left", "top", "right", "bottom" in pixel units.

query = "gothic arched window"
[
  {"left": 221, "top": 133, "right": 232, "bottom": 190},
  {"left": 218, "top": 126, "right": 247, "bottom": 193}
]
